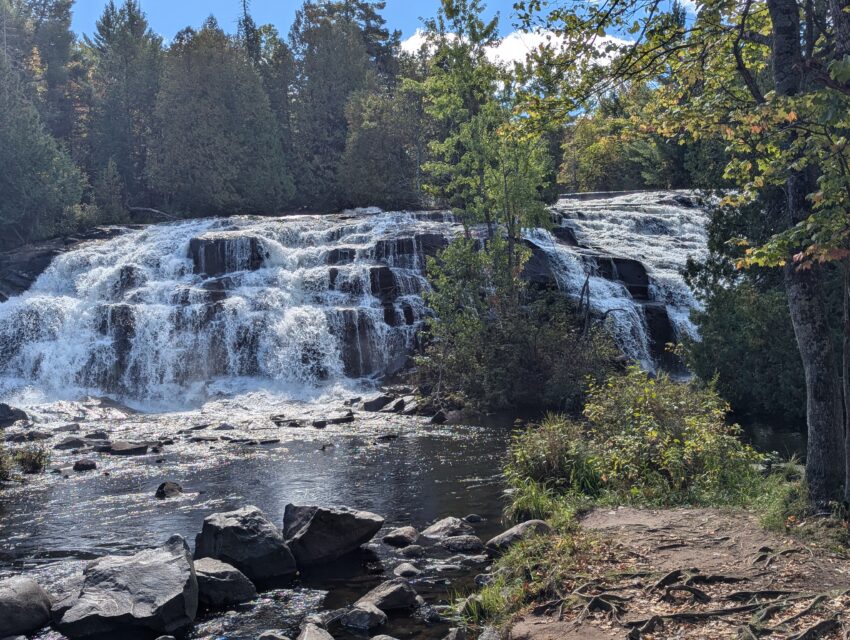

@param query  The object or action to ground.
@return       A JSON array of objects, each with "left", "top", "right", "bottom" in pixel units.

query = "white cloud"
[{"left": 401, "top": 28, "right": 632, "bottom": 68}]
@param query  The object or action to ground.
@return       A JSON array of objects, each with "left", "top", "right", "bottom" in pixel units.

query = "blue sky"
[{"left": 69, "top": 0, "right": 521, "bottom": 40}]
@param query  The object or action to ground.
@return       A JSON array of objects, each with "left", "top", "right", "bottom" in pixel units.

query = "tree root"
[
  {"left": 626, "top": 602, "right": 763, "bottom": 626},
  {"left": 786, "top": 618, "right": 839, "bottom": 640},
  {"left": 752, "top": 546, "right": 806, "bottom": 567},
  {"left": 726, "top": 589, "right": 797, "bottom": 602},
  {"left": 660, "top": 584, "right": 711, "bottom": 604}
]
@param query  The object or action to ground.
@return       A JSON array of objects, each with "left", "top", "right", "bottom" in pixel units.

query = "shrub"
[
  {"left": 0, "top": 444, "right": 11, "bottom": 481},
  {"left": 14, "top": 445, "right": 50, "bottom": 474}
]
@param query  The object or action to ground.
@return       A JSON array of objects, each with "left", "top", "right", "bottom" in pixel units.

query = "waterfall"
[{"left": 0, "top": 192, "right": 708, "bottom": 408}]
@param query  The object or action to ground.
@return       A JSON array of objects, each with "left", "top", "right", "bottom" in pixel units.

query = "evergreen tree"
[{"left": 147, "top": 18, "right": 293, "bottom": 215}]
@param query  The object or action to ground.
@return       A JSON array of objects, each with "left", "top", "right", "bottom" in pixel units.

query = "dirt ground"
[{"left": 508, "top": 507, "right": 850, "bottom": 639}]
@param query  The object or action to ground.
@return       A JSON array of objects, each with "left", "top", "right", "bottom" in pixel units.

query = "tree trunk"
[{"left": 768, "top": 0, "right": 845, "bottom": 504}]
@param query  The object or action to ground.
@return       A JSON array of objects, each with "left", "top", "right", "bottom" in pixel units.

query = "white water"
[{"left": 0, "top": 193, "right": 709, "bottom": 409}]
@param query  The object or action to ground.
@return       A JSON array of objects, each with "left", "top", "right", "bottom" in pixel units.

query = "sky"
[{"left": 69, "top": 0, "right": 522, "bottom": 41}]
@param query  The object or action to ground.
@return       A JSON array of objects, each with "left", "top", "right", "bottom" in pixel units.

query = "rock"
[
  {"left": 311, "top": 420, "right": 327, "bottom": 429},
  {"left": 382, "top": 526, "right": 419, "bottom": 548},
  {"left": 56, "top": 535, "right": 198, "bottom": 638},
  {"left": 296, "top": 623, "right": 334, "bottom": 640},
  {"left": 339, "top": 603, "right": 387, "bottom": 630},
  {"left": 430, "top": 410, "right": 447, "bottom": 424},
  {"left": 485, "top": 520, "right": 552, "bottom": 557},
  {"left": 155, "top": 481, "right": 183, "bottom": 499},
  {"left": 361, "top": 394, "right": 394, "bottom": 411},
  {"left": 372, "top": 636, "right": 401, "bottom": 640},
  {"left": 73, "top": 459, "right": 97, "bottom": 472},
  {"left": 108, "top": 440, "right": 148, "bottom": 456},
  {"left": 188, "top": 233, "right": 266, "bottom": 277},
  {"left": 194, "top": 506, "right": 297, "bottom": 584},
  {"left": 54, "top": 436, "right": 89, "bottom": 450},
  {"left": 442, "top": 629, "right": 468, "bottom": 640},
  {"left": 479, "top": 627, "right": 501, "bottom": 640},
  {"left": 465, "top": 513, "right": 483, "bottom": 523},
  {"left": 414, "top": 603, "right": 442, "bottom": 624},
  {"left": 0, "top": 576, "right": 52, "bottom": 636},
  {"left": 283, "top": 504, "right": 384, "bottom": 566},
  {"left": 380, "top": 398, "right": 406, "bottom": 413},
  {"left": 420, "top": 517, "right": 474, "bottom": 541},
  {"left": 258, "top": 631, "right": 291, "bottom": 640},
  {"left": 84, "top": 430, "right": 108, "bottom": 440},
  {"left": 355, "top": 578, "right": 419, "bottom": 611},
  {"left": 194, "top": 558, "right": 257, "bottom": 609},
  {"left": 440, "top": 535, "right": 484, "bottom": 554},
  {"left": 154, "top": 637, "right": 177, "bottom": 640},
  {"left": 399, "top": 545, "right": 425, "bottom": 558},
  {"left": 326, "top": 410, "right": 354, "bottom": 425},
  {"left": 0, "top": 404, "right": 28, "bottom": 428},
  {"left": 393, "top": 562, "right": 421, "bottom": 578}
]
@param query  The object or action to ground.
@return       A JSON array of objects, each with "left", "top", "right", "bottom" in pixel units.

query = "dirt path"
[{"left": 509, "top": 507, "right": 850, "bottom": 639}]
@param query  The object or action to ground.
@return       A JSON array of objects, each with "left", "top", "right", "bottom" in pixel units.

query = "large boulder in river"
[
  {"left": 485, "top": 520, "right": 552, "bottom": 557},
  {"left": 339, "top": 602, "right": 387, "bottom": 630},
  {"left": 283, "top": 504, "right": 384, "bottom": 566},
  {"left": 0, "top": 576, "right": 52, "bottom": 636},
  {"left": 56, "top": 535, "right": 198, "bottom": 639},
  {"left": 420, "top": 517, "right": 474, "bottom": 542},
  {"left": 0, "top": 404, "right": 28, "bottom": 428},
  {"left": 355, "top": 578, "right": 420, "bottom": 611},
  {"left": 382, "top": 526, "right": 419, "bottom": 548},
  {"left": 194, "top": 506, "right": 296, "bottom": 584},
  {"left": 194, "top": 558, "right": 257, "bottom": 609}
]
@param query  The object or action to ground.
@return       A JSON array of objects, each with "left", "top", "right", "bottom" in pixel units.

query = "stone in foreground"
[
  {"left": 194, "top": 557, "right": 257, "bottom": 609},
  {"left": 0, "top": 576, "right": 52, "bottom": 637},
  {"left": 155, "top": 481, "right": 183, "bottom": 499},
  {"left": 297, "top": 622, "right": 334, "bottom": 640},
  {"left": 258, "top": 631, "right": 291, "bottom": 640},
  {"left": 420, "top": 517, "right": 474, "bottom": 541},
  {"left": 339, "top": 602, "right": 387, "bottom": 630},
  {"left": 56, "top": 535, "right": 198, "bottom": 639},
  {"left": 440, "top": 535, "right": 484, "bottom": 554},
  {"left": 194, "top": 505, "right": 296, "bottom": 584},
  {"left": 382, "top": 525, "right": 419, "bottom": 548},
  {"left": 355, "top": 578, "right": 420, "bottom": 611},
  {"left": 485, "top": 520, "right": 552, "bottom": 557},
  {"left": 283, "top": 504, "right": 384, "bottom": 566}
]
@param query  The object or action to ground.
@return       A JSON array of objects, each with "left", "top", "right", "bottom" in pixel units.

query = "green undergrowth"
[{"left": 459, "top": 367, "right": 845, "bottom": 634}]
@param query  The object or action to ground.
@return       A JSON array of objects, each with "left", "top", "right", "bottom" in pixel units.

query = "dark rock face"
[
  {"left": 369, "top": 266, "right": 397, "bottom": 300},
  {"left": 587, "top": 256, "right": 650, "bottom": 299},
  {"left": 552, "top": 225, "right": 579, "bottom": 246},
  {"left": 361, "top": 394, "right": 393, "bottom": 411},
  {"left": 0, "top": 576, "right": 52, "bottom": 637},
  {"left": 56, "top": 535, "right": 198, "bottom": 639},
  {"left": 485, "top": 520, "right": 552, "bottom": 557},
  {"left": 188, "top": 233, "right": 267, "bottom": 277},
  {"left": 194, "top": 506, "right": 297, "bottom": 584},
  {"left": 282, "top": 504, "right": 384, "bottom": 566},
  {"left": 334, "top": 310, "right": 383, "bottom": 378},
  {"left": 642, "top": 302, "right": 683, "bottom": 370},
  {"left": 194, "top": 557, "right": 257, "bottom": 609},
  {"left": 521, "top": 241, "right": 559, "bottom": 289},
  {"left": 0, "top": 404, "right": 28, "bottom": 428}
]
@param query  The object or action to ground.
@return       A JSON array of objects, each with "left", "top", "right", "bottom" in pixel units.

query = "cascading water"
[{"left": 0, "top": 191, "right": 709, "bottom": 408}]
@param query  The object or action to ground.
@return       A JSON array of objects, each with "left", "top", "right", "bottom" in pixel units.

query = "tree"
[
  {"left": 516, "top": 0, "right": 850, "bottom": 505},
  {"left": 87, "top": 0, "right": 163, "bottom": 203},
  {"left": 147, "top": 18, "right": 292, "bottom": 215},
  {"left": 0, "top": 60, "right": 84, "bottom": 244}
]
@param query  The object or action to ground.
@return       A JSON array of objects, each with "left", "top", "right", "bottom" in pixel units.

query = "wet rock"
[
  {"left": 361, "top": 394, "right": 393, "bottom": 411},
  {"left": 380, "top": 398, "right": 406, "bottom": 413},
  {"left": 479, "top": 627, "right": 501, "bottom": 640},
  {"left": 5, "top": 430, "right": 49, "bottom": 442},
  {"left": 283, "top": 504, "right": 384, "bottom": 566},
  {"left": 311, "top": 420, "right": 327, "bottom": 429},
  {"left": 430, "top": 410, "right": 447, "bottom": 424},
  {"left": 0, "top": 404, "right": 28, "bottom": 428},
  {"left": 464, "top": 514, "right": 483, "bottom": 523},
  {"left": 155, "top": 481, "right": 183, "bottom": 499},
  {"left": 486, "top": 520, "right": 552, "bottom": 557},
  {"left": 73, "top": 459, "right": 97, "bottom": 472},
  {"left": 297, "top": 623, "right": 334, "bottom": 640},
  {"left": 194, "top": 506, "right": 297, "bottom": 584},
  {"left": 108, "top": 441, "right": 148, "bottom": 456},
  {"left": 399, "top": 545, "right": 425, "bottom": 558},
  {"left": 414, "top": 603, "right": 442, "bottom": 624},
  {"left": 393, "top": 562, "right": 421, "bottom": 578},
  {"left": 440, "top": 535, "right": 484, "bottom": 554},
  {"left": 442, "top": 628, "right": 468, "bottom": 640},
  {"left": 258, "top": 631, "right": 291, "bottom": 640},
  {"left": 420, "top": 517, "right": 474, "bottom": 542},
  {"left": 194, "top": 558, "right": 257, "bottom": 609},
  {"left": 54, "top": 436, "right": 89, "bottom": 450},
  {"left": 188, "top": 233, "right": 266, "bottom": 277},
  {"left": 83, "top": 430, "right": 108, "bottom": 440},
  {"left": 355, "top": 578, "right": 419, "bottom": 611},
  {"left": 0, "top": 576, "right": 52, "bottom": 636},
  {"left": 372, "top": 636, "right": 402, "bottom": 640},
  {"left": 340, "top": 603, "right": 387, "bottom": 630},
  {"left": 56, "top": 423, "right": 82, "bottom": 433},
  {"left": 326, "top": 410, "right": 354, "bottom": 425},
  {"left": 382, "top": 526, "right": 419, "bottom": 548},
  {"left": 56, "top": 535, "right": 198, "bottom": 639}
]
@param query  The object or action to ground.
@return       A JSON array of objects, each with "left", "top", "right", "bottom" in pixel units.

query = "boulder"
[
  {"left": 73, "top": 459, "right": 97, "bottom": 472},
  {"left": 400, "top": 545, "right": 425, "bottom": 558},
  {"left": 84, "top": 430, "right": 108, "bottom": 440},
  {"left": 440, "top": 535, "right": 484, "bottom": 554},
  {"left": 54, "top": 436, "right": 89, "bottom": 450},
  {"left": 465, "top": 514, "right": 484, "bottom": 523},
  {"left": 258, "top": 631, "right": 291, "bottom": 640},
  {"left": 326, "top": 410, "right": 354, "bottom": 425},
  {"left": 194, "top": 506, "right": 297, "bottom": 584},
  {"left": 339, "top": 602, "right": 387, "bottom": 630},
  {"left": 155, "top": 481, "right": 183, "bottom": 499},
  {"left": 485, "top": 520, "right": 552, "bottom": 557},
  {"left": 430, "top": 410, "right": 447, "bottom": 425},
  {"left": 361, "top": 394, "right": 394, "bottom": 411},
  {"left": 393, "top": 562, "right": 421, "bottom": 578},
  {"left": 108, "top": 441, "right": 148, "bottom": 456},
  {"left": 283, "top": 504, "right": 384, "bottom": 566},
  {"left": 442, "top": 631, "right": 468, "bottom": 640},
  {"left": 56, "top": 535, "right": 198, "bottom": 638},
  {"left": 420, "top": 517, "right": 474, "bottom": 541},
  {"left": 0, "top": 404, "right": 28, "bottom": 428},
  {"left": 0, "top": 576, "right": 52, "bottom": 636},
  {"left": 382, "top": 526, "right": 419, "bottom": 548},
  {"left": 297, "top": 623, "right": 334, "bottom": 640},
  {"left": 372, "top": 636, "right": 402, "bottom": 640},
  {"left": 194, "top": 558, "right": 257, "bottom": 609},
  {"left": 188, "top": 233, "right": 266, "bottom": 277},
  {"left": 355, "top": 578, "right": 419, "bottom": 611}
]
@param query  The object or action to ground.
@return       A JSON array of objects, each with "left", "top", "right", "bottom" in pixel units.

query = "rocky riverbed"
[{"left": 0, "top": 389, "right": 521, "bottom": 639}]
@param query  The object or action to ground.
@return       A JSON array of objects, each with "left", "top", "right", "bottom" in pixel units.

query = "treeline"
[{"left": 0, "top": 0, "right": 723, "bottom": 247}]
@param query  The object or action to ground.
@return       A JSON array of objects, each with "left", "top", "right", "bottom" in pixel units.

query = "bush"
[
  {"left": 14, "top": 445, "right": 50, "bottom": 474},
  {"left": 506, "top": 368, "right": 764, "bottom": 508},
  {"left": 0, "top": 444, "right": 11, "bottom": 481}
]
